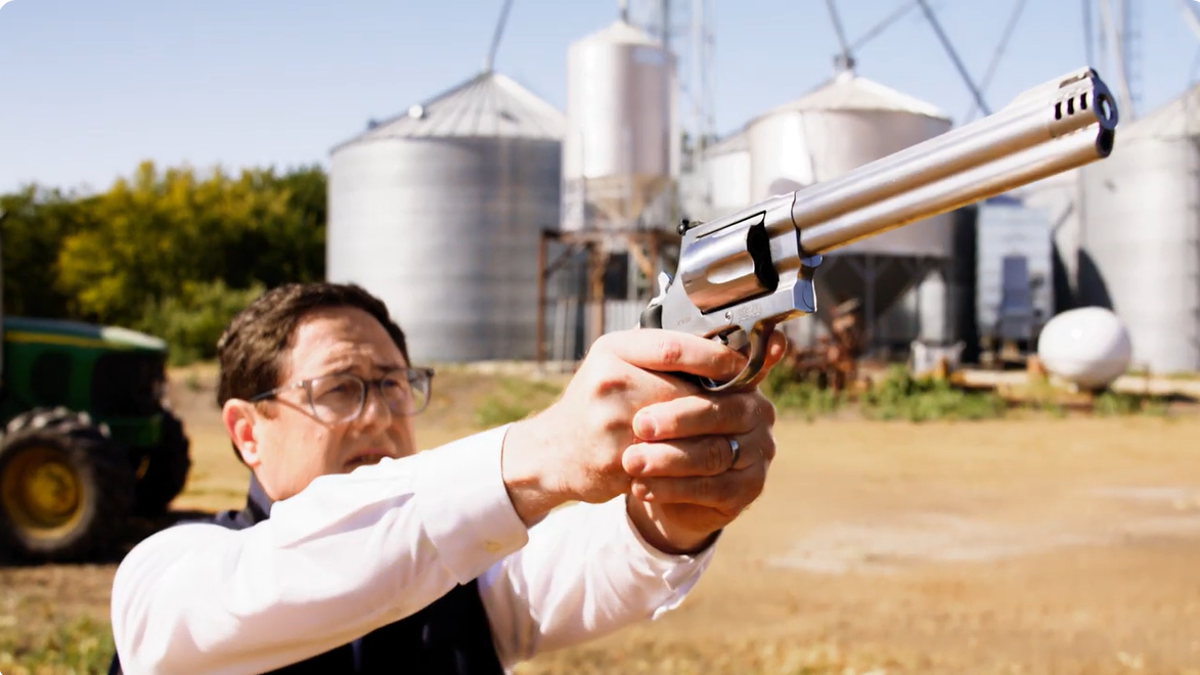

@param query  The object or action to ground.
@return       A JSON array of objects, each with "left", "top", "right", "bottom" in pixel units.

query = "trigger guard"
[{"left": 699, "top": 323, "right": 774, "bottom": 393}]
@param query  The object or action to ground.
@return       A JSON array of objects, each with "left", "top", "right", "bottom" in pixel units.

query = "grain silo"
[
  {"left": 1075, "top": 83, "right": 1200, "bottom": 375},
  {"left": 700, "top": 130, "right": 751, "bottom": 221},
  {"left": 327, "top": 71, "right": 565, "bottom": 363},
  {"left": 744, "top": 67, "right": 958, "bottom": 354},
  {"left": 553, "top": 14, "right": 678, "bottom": 350},
  {"left": 561, "top": 17, "right": 675, "bottom": 231}
]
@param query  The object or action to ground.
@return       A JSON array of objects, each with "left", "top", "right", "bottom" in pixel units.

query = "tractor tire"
[
  {"left": 132, "top": 409, "right": 192, "bottom": 516},
  {"left": 0, "top": 407, "right": 135, "bottom": 562}
]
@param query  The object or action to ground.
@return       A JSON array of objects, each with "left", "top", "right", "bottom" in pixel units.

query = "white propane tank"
[{"left": 1036, "top": 307, "right": 1133, "bottom": 389}]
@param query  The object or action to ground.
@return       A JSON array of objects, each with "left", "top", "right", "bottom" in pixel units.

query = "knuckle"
[
  {"left": 725, "top": 394, "right": 754, "bottom": 431},
  {"left": 591, "top": 332, "right": 616, "bottom": 354},
  {"left": 759, "top": 433, "right": 777, "bottom": 463},
  {"left": 739, "top": 396, "right": 758, "bottom": 429},
  {"left": 757, "top": 394, "right": 777, "bottom": 425},
  {"left": 588, "top": 367, "right": 632, "bottom": 400},
  {"left": 595, "top": 403, "right": 630, "bottom": 436},
  {"left": 658, "top": 336, "right": 684, "bottom": 366},
  {"left": 719, "top": 474, "right": 743, "bottom": 505},
  {"left": 703, "top": 437, "right": 727, "bottom": 473},
  {"left": 706, "top": 398, "right": 726, "bottom": 427}
]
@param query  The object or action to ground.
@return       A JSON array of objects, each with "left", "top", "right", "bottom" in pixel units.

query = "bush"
[
  {"left": 762, "top": 364, "right": 1009, "bottom": 423},
  {"left": 136, "top": 280, "right": 265, "bottom": 366},
  {"left": 1092, "top": 391, "right": 1171, "bottom": 418},
  {"left": 859, "top": 365, "right": 1009, "bottom": 422},
  {"left": 761, "top": 367, "right": 846, "bottom": 421}
]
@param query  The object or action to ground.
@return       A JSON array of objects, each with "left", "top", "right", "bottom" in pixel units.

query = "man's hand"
[
  {"left": 621, "top": 331, "right": 787, "bottom": 554},
  {"left": 499, "top": 328, "right": 756, "bottom": 526}
]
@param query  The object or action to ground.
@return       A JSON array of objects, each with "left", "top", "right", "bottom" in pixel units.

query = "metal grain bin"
[
  {"left": 327, "top": 71, "right": 565, "bottom": 363},
  {"left": 1077, "top": 84, "right": 1200, "bottom": 374},
  {"left": 561, "top": 18, "right": 675, "bottom": 230},
  {"left": 701, "top": 130, "right": 751, "bottom": 221}
]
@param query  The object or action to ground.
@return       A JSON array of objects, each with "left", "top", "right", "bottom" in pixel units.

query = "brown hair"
[{"left": 216, "top": 282, "right": 409, "bottom": 409}]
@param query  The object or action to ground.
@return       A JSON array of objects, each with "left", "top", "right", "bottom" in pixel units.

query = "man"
[{"left": 110, "top": 281, "right": 784, "bottom": 675}]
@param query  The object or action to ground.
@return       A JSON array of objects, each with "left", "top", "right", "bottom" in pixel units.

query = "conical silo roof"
[
  {"left": 753, "top": 69, "right": 950, "bottom": 122},
  {"left": 333, "top": 71, "right": 565, "bottom": 152},
  {"left": 1122, "top": 83, "right": 1200, "bottom": 141},
  {"left": 574, "top": 18, "right": 662, "bottom": 49}
]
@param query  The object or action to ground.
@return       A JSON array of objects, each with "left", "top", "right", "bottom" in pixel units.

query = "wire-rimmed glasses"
[{"left": 249, "top": 367, "right": 435, "bottom": 424}]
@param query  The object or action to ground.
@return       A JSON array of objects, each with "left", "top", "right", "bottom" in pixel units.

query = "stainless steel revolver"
[{"left": 639, "top": 66, "right": 1119, "bottom": 391}]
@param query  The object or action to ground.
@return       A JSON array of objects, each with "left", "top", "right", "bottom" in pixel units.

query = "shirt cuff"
[
  {"left": 412, "top": 424, "right": 529, "bottom": 584},
  {"left": 614, "top": 497, "right": 718, "bottom": 617}
]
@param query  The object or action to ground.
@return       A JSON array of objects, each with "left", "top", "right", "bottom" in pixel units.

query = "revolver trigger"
[
  {"left": 717, "top": 328, "right": 749, "bottom": 352},
  {"left": 697, "top": 321, "right": 774, "bottom": 393}
]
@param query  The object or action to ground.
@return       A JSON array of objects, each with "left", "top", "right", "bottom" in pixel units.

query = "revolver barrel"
[{"left": 795, "top": 67, "right": 1116, "bottom": 252}]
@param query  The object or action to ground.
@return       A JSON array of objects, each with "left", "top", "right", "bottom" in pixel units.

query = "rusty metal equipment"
[{"left": 780, "top": 299, "right": 865, "bottom": 392}]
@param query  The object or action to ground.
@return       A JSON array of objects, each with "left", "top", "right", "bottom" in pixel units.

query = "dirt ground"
[{"left": 3, "top": 364, "right": 1200, "bottom": 674}]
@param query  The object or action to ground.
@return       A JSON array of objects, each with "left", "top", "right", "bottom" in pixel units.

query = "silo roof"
[
  {"left": 333, "top": 71, "right": 565, "bottom": 151},
  {"left": 1123, "top": 83, "right": 1200, "bottom": 140},
  {"left": 753, "top": 70, "right": 950, "bottom": 122},
  {"left": 575, "top": 19, "right": 662, "bottom": 47}
]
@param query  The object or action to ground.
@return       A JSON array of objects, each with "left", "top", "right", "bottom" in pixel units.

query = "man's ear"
[{"left": 223, "top": 400, "right": 262, "bottom": 469}]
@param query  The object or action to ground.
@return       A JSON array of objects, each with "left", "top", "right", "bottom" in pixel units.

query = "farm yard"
[{"left": 2, "top": 364, "right": 1199, "bottom": 675}]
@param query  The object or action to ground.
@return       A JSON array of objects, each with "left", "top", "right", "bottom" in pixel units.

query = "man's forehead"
[{"left": 282, "top": 308, "right": 407, "bottom": 378}]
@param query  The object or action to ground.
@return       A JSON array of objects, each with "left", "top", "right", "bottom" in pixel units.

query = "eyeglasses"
[{"left": 249, "top": 367, "right": 435, "bottom": 424}]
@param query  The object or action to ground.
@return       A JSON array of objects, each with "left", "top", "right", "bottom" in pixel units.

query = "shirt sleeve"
[
  {"left": 476, "top": 495, "right": 718, "bottom": 669},
  {"left": 110, "top": 425, "right": 529, "bottom": 675}
]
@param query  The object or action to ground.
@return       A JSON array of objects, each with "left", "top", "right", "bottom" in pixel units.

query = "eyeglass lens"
[{"left": 307, "top": 371, "right": 429, "bottom": 422}]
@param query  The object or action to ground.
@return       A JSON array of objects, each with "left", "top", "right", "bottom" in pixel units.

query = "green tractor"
[{"left": 0, "top": 315, "right": 191, "bottom": 562}]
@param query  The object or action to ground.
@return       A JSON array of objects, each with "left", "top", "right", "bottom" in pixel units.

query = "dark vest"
[{"left": 109, "top": 476, "right": 506, "bottom": 675}]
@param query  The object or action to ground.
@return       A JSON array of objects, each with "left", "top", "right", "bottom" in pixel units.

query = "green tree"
[{"left": 0, "top": 185, "right": 94, "bottom": 318}]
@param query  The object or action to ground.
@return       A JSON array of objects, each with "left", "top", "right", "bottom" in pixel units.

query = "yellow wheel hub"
[{"left": 1, "top": 445, "right": 84, "bottom": 538}]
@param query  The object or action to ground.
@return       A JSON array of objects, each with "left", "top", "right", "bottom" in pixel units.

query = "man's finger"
[
  {"left": 596, "top": 329, "right": 748, "bottom": 383},
  {"left": 631, "top": 391, "right": 760, "bottom": 441},
  {"left": 630, "top": 461, "right": 767, "bottom": 511},
  {"left": 745, "top": 329, "right": 790, "bottom": 390},
  {"left": 624, "top": 430, "right": 769, "bottom": 478}
]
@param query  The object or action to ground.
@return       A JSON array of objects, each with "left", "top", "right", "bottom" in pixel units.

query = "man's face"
[{"left": 226, "top": 305, "right": 418, "bottom": 502}]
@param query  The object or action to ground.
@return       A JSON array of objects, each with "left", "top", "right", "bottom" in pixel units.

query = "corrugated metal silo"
[
  {"left": 701, "top": 130, "right": 751, "bottom": 221},
  {"left": 744, "top": 69, "right": 957, "bottom": 352},
  {"left": 562, "top": 19, "right": 675, "bottom": 229},
  {"left": 327, "top": 71, "right": 565, "bottom": 363},
  {"left": 1076, "top": 84, "right": 1200, "bottom": 374}
]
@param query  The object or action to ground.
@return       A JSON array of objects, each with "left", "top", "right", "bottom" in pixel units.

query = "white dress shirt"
[{"left": 110, "top": 424, "right": 717, "bottom": 675}]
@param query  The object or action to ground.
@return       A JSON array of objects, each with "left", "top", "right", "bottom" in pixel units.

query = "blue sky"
[{"left": 1, "top": 0, "right": 1196, "bottom": 194}]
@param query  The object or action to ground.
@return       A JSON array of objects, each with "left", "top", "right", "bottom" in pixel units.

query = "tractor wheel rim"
[{"left": 1, "top": 445, "right": 84, "bottom": 536}]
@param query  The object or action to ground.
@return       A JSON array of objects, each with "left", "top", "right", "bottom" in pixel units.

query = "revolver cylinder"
[{"left": 678, "top": 195, "right": 795, "bottom": 314}]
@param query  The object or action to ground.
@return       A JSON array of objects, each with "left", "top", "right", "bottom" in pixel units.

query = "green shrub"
[
  {"left": 136, "top": 280, "right": 265, "bottom": 366},
  {"left": 761, "top": 367, "right": 845, "bottom": 421},
  {"left": 859, "top": 365, "right": 1008, "bottom": 423}
]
